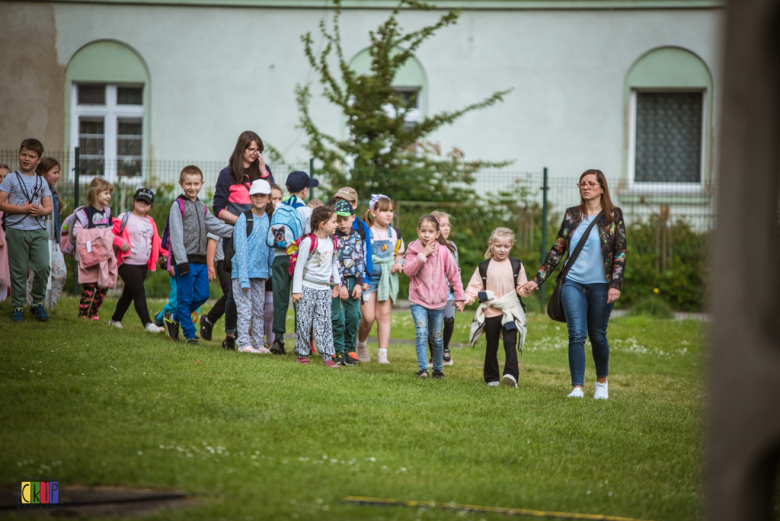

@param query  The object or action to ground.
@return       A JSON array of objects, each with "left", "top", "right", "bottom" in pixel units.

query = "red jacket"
[{"left": 112, "top": 214, "right": 167, "bottom": 271}]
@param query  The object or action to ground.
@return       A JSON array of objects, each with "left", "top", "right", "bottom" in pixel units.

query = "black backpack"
[
  {"left": 223, "top": 210, "right": 255, "bottom": 273},
  {"left": 478, "top": 257, "right": 526, "bottom": 311}
]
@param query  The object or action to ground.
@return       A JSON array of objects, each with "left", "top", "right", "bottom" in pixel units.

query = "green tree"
[{"left": 296, "top": 0, "right": 512, "bottom": 203}]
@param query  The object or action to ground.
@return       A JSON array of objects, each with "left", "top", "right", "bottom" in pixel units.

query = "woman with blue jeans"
[{"left": 524, "top": 169, "right": 627, "bottom": 399}]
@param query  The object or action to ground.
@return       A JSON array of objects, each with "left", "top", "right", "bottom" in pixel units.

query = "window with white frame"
[
  {"left": 390, "top": 87, "right": 422, "bottom": 130},
  {"left": 71, "top": 83, "right": 145, "bottom": 179},
  {"left": 629, "top": 90, "right": 705, "bottom": 188}
]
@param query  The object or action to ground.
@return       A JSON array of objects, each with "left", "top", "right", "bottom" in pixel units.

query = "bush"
[{"left": 628, "top": 295, "right": 675, "bottom": 319}]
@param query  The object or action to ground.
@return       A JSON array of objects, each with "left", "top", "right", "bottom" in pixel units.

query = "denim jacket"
[
  {"left": 532, "top": 206, "right": 627, "bottom": 290},
  {"left": 231, "top": 210, "right": 273, "bottom": 289}
]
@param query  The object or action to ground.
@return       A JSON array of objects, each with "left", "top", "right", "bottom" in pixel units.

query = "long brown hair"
[
  {"left": 418, "top": 214, "right": 456, "bottom": 255},
  {"left": 228, "top": 131, "right": 264, "bottom": 185},
  {"left": 35, "top": 157, "right": 60, "bottom": 178},
  {"left": 577, "top": 169, "right": 614, "bottom": 224}
]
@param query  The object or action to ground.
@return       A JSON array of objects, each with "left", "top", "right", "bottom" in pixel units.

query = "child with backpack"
[
  {"left": 331, "top": 199, "right": 367, "bottom": 365},
  {"left": 70, "top": 177, "right": 123, "bottom": 320},
  {"left": 0, "top": 140, "right": 53, "bottom": 322},
  {"left": 464, "top": 228, "right": 531, "bottom": 388},
  {"left": 231, "top": 179, "right": 274, "bottom": 353},
  {"left": 356, "top": 194, "right": 404, "bottom": 364},
  {"left": 268, "top": 171, "right": 318, "bottom": 355},
  {"left": 290, "top": 205, "right": 341, "bottom": 367},
  {"left": 428, "top": 210, "right": 461, "bottom": 367},
  {"left": 107, "top": 188, "right": 166, "bottom": 333},
  {"left": 404, "top": 214, "right": 466, "bottom": 378},
  {"left": 0, "top": 164, "right": 12, "bottom": 302},
  {"left": 164, "top": 165, "right": 234, "bottom": 345}
]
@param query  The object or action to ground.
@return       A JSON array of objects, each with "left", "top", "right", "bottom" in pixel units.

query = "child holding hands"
[
  {"left": 464, "top": 228, "right": 531, "bottom": 388},
  {"left": 291, "top": 205, "right": 341, "bottom": 368},
  {"left": 404, "top": 215, "right": 465, "bottom": 378}
]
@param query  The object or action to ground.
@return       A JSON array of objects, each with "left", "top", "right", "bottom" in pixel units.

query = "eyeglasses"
[
  {"left": 577, "top": 181, "right": 599, "bottom": 189},
  {"left": 247, "top": 148, "right": 261, "bottom": 155}
]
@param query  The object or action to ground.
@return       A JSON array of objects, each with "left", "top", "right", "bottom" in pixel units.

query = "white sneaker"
[
  {"left": 502, "top": 374, "right": 518, "bottom": 388},
  {"left": 238, "top": 346, "right": 262, "bottom": 354},
  {"left": 256, "top": 346, "right": 271, "bottom": 354},
  {"left": 144, "top": 323, "right": 163, "bottom": 333},
  {"left": 567, "top": 387, "right": 585, "bottom": 398},
  {"left": 377, "top": 348, "right": 389, "bottom": 364},
  {"left": 487, "top": 381, "right": 500, "bottom": 387},
  {"left": 107, "top": 320, "right": 122, "bottom": 329},
  {"left": 594, "top": 381, "right": 609, "bottom": 400}
]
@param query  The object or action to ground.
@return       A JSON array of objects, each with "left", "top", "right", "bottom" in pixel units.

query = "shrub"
[{"left": 628, "top": 295, "right": 675, "bottom": 319}]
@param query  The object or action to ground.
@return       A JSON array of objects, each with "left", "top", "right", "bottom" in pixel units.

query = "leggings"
[
  {"left": 264, "top": 290, "right": 275, "bottom": 345},
  {"left": 206, "top": 260, "right": 231, "bottom": 325},
  {"left": 79, "top": 283, "right": 108, "bottom": 318},
  {"left": 112, "top": 263, "right": 151, "bottom": 326}
]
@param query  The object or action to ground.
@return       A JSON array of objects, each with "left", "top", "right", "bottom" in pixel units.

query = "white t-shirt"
[
  {"left": 292, "top": 235, "right": 341, "bottom": 293},
  {"left": 123, "top": 213, "right": 154, "bottom": 265}
]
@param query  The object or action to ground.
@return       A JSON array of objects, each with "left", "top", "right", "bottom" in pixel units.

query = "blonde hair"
[
  {"left": 86, "top": 177, "right": 114, "bottom": 206},
  {"left": 485, "top": 227, "right": 515, "bottom": 259},
  {"left": 430, "top": 210, "right": 453, "bottom": 223},
  {"left": 307, "top": 198, "right": 324, "bottom": 209}
]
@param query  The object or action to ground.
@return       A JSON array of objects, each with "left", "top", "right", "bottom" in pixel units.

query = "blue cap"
[{"left": 285, "top": 171, "right": 319, "bottom": 193}]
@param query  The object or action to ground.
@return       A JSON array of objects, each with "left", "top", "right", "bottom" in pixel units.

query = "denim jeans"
[
  {"left": 561, "top": 280, "right": 613, "bottom": 387},
  {"left": 411, "top": 304, "right": 445, "bottom": 372}
]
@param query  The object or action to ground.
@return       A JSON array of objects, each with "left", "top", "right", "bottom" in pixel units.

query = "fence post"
[
  {"left": 539, "top": 167, "right": 549, "bottom": 310},
  {"left": 308, "top": 158, "right": 315, "bottom": 202},
  {"left": 72, "top": 147, "right": 80, "bottom": 297}
]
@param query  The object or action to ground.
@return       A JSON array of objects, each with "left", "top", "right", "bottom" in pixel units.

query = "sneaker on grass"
[
  {"left": 199, "top": 316, "right": 214, "bottom": 341},
  {"left": 107, "top": 320, "right": 122, "bottom": 329},
  {"left": 594, "top": 381, "right": 609, "bottom": 400},
  {"left": 145, "top": 323, "right": 164, "bottom": 333},
  {"left": 416, "top": 369, "right": 429, "bottom": 379},
  {"left": 30, "top": 303, "right": 49, "bottom": 322},
  {"left": 238, "top": 345, "right": 261, "bottom": 353},
  {"left": 323, "top": 359, "right": 340, "bottom": 368},
  {"left": 297, "top": 357, "right": 309, "bottom": 365},
  {"left": 186, "top": 337, "right": 199, "bottom": 346},
  {"left": 333, "top": 353, "right": 345, "bottom": 366},
  {"left": 256, "top": 346, "right": 271, "bottom": 354},
  {"left": 348, "top": 351, "right": 360, "bottom": 363},
  {"left": 443, "top": 348, "right": 453, "bottom": 366},
  {"left": 164, "top": 315, "right": 180, "bottom": 342},
  {"left": 11, "top": 307, "right": 23, "bottom": 323},
  {"left": 270, "top": 339, "right": 285, "bottom": 355},
  {"left": 502, "top": 374, "right": 517, "bottom": 388},
  {"left": 154, "top": 312, "right": 165, "bottom": 328},
  {"left": 487, "top": 381, "right": 500, "bottom": 387},
  {"left": 221, "top": 337, "right": 236, "bottom": 350},
  {"left": 432, "top": 369, "right": 444, "bottom": 379},
  {"left": 342, "top": 353, "right": 356, "bottom": 366},
  {"left": 567, "top": 387, "right": 585, "bottom": 398}
]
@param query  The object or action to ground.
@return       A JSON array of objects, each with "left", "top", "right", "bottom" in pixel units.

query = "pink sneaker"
[
  {"left": 90, "top": 316, "right": 100, "bottom": 321},
  {"left": 256, "top": 346, "right": 271, "bottom": 354},
  {"left": 238, "top": 346, "right": 262, "bottom": 354},
  {"left": 297, "top": 357, "right": 309, "bottom": 365},
  {"left": 323, "top": 360, "right": 340, "bottom": 369}
]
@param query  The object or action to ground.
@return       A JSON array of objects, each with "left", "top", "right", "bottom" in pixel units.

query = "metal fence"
[{"left": 1, "top": 150, "right": 715, "bottom": 310}]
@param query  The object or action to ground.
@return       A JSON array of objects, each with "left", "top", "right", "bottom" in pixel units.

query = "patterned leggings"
[
  {"left": 79, "top": 283, "right": 108, "bottom": 318},
  {"left": 233, "top": 278, "right": 266, "bottom": 350},
  {"left": 294, "top": 286, "right": 335, "bottom": 361}
]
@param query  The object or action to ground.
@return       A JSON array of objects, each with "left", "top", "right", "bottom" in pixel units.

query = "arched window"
[
  {"left": 348, "top": 48, "right": 428, "bottom": 129},
  {"left": 625, "top": 47, "right": 713, "bottom": 191},
  {"left": 66, "top": 40, "right": 150, "bottom": 180}
]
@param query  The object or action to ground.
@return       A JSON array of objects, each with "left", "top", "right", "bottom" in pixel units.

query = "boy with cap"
[
  {"left": 269, "top": 170, "right": 318, "bottom": 355},
  {"left": 331, "top": 199, "right": 367, "bottom": 365},
  {"left": 109, "top": 187, "right": 167, "bottom": 333}
]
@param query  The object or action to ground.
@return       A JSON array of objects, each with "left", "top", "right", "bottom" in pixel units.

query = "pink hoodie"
[{"left": 404, "top": 239, "right": 465, "bottom": 310}]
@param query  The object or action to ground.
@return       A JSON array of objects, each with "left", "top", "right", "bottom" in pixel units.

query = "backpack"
[
  {"left": 223, "top": 210, "right": 255, "bottom": 273},
  {"left": 266, "top": 196, "right": 305, "bottom": 250},
  {"left": 478, "top": 257, "right": 526, "bottom": 311},
  {"left": 60, "top": 205, "right": 112, "bottom": 258},
  {"left": 288, "top": 233, "right": 339, "bottom": 277},
  {"left": 160, "top": 196, "right": 207, "bottom": 268}
]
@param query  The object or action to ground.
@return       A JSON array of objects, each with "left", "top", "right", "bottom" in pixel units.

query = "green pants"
[
  {"left": 7, "top": 227, "right": 50, "bottom": 308},
  {"left": 331, "top": 277, "right": 361, "bottom": 354},
  {"left": 272, "top": 255, "right": 292, "bottom": 337}
]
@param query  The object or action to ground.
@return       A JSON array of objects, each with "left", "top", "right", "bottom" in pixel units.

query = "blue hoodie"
[{"left": 231, "top": 210, "right": 273, "bottom": 289}]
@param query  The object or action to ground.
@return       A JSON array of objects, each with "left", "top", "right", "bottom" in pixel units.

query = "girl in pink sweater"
[{"left": 403, "top": 215, "right": 465, "bottom": 379}]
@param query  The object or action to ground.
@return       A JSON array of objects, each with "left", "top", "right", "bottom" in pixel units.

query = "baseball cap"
[
  {"left": 333, "top": 199, "right": 354, "bottom": 217},
  {"left": 285, "top": 171, "right": 319, "bottom": 193},
  {"left": 333, "top": 187, "right": 358, "bottom": 204},
  {"left": 249, "top": 179, "right": 271, "bottom": 195},
  {"left": 133, "top": 187, "right": 155, "bottom": 204}
]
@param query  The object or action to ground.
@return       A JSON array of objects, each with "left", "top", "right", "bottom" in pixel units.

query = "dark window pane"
[
  {"left": 79, "top": 119, "right": 104, "bottom": 157},
  {"left": 635, "top": 92, "right": 703, "bottom": 183},
  {"left": 118, "top": 159, "right": 143, "bottom": 177},
  {"left": 78, "top": 84, "right": 106, "bottom": 105},
  {"left": 117, "top": 118, "right": 143, "bottom": 176},
  {"left": 394, "top": 88, "right": 420, "bottom": 109},
  {"left": 118, "top": 138, "right": 142, "bottom": 156},
  {"left": 117, "top": 86, "right": 143, "bottom": 105},
  {"left": 118, "top": 120, "right": 142, "bottom": 135},
  {"left": 80, "top": 159, "right": 105, "bottom": 177}
]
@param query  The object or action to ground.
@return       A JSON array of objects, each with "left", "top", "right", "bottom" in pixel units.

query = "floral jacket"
[
  {"left": 335, "top": 228, "right": 366, "bottom": 285},
  {"left": 532, "top": 206, "right": 627, "bottom": 290}
]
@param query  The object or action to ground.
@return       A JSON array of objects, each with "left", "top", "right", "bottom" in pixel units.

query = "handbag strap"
[{"left": 556, "top": 210, "right": 604, "bottom": 282}]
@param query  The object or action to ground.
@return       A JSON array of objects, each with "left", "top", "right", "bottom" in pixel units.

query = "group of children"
[{"left": 1, "top": 136, "right": 531, "bottom": 386}]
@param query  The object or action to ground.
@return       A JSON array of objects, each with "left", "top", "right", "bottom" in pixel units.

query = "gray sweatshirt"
[{"left": 169, "top": 196, "right": 233, "bottom": 271}]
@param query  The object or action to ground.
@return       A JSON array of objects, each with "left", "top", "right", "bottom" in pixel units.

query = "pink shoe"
[
  {"left": 90, "top": 316, "right": 100, "bottom": 321},
  {"left": 323, "top": 360, "right": 340, "bottom": 369},
  {"left": 238, "top": 346, "right": 262, "bottom": 354},
  {"left": 256, "top": 346, "right": 271, "bottom": 354},
  {"left": 297, "top": 357, "right": 309, "bottom": 365}
]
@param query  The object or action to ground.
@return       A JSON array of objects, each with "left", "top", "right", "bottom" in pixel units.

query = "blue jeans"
[
  {"left": 174, "top": 263, "right": 210, "bottom": 340},
  {"left": 561, "top": 280, "right": 613, "bottom": 387},
  {"left": 411, "top": 305, "right": 445, "bottom": 372}
]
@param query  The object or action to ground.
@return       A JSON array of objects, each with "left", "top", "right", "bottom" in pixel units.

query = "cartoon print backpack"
[
  {"left": 160, "top": 196, "right": 207, "bottom": 268},
  {"left": 287, "top": 233, "right": 339, "bottom": 277},
  {"left": 59, "top": 205, "right": 112, "bottom": 258},
  {"left": 267, "top": 196, "right": 305, "bottom": 250}
]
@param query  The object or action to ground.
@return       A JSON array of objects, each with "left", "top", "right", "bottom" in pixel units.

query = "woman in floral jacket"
[{"left": 524, "top": 169, "right": 627, "bottom": 400}]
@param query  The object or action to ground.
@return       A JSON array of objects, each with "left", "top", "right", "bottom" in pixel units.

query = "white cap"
[{"left": 249, "top": 179, "right": 271, "bottom": 195}]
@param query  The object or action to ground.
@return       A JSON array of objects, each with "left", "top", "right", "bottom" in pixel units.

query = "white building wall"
[{"left": 53, "top": 4, "right": 723, "bottom": 180}]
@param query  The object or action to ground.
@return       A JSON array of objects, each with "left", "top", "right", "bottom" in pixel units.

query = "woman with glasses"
[
  {"left": 523, "top": 169, "right": 627, "bottom": 399},
  {"left": 207, "top": 131, "right": 275, "bottom": 350}
]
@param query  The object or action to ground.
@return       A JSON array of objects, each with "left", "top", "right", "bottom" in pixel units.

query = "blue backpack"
[{"left": 267, "top": 195, "right": 305, "bottom": 250}]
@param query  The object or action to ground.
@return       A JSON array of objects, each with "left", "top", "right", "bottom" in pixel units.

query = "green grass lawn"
[{"left": 0, "top": 297, "right": 704, "bottom": 521}]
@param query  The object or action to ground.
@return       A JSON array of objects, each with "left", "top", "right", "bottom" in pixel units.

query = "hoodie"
[{"left": 403, "top": 239, "right": 465, "bottom": 310}]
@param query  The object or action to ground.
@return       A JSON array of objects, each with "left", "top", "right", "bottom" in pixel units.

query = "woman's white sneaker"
[
  {"left": 107, "top": 320, "right": 122, "bottom": 329},
  {"left": 567, "top": 387, "right": 585, "bottom": 398},
  {"left": 594, "top": 381, "right": 609, "bottom": 400},
  {"left": 145, "top": 323, "right": 164, "bottom": 333},
  {"left": 501, "top": 374, "right": 517, "bottom": 388}
]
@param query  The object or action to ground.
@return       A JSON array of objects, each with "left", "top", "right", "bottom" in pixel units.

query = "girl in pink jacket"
[{"left": 403, "top": 214, "right": 465, "bottom": 379}]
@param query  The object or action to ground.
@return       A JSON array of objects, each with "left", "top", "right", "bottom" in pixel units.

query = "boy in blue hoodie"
[{"left": 232, "top": 180, "right": 274, "bottom": 353}]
